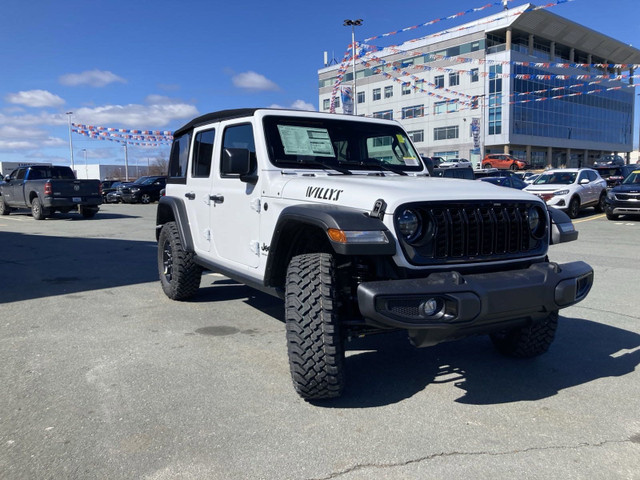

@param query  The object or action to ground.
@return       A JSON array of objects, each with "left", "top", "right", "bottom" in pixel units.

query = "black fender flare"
[
  {"left": 548, "top": 206, "right": 578, "bottom": 244},
  {"left": 156, "top": 196, "right": 195, "bottom": 252},
  {"left": 264, "top": 204, "right": 396, "bottom": 288}
]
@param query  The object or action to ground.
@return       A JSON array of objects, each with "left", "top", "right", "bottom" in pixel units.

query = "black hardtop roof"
[{"left": 173, "top": 108, "right": 260, "bottom": 137}]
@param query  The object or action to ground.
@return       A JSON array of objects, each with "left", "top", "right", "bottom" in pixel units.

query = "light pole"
[
  {"left": 66, "top": 112, "right": 75, "bottom": 172},
  {"left": 343, "top": 19, "right": 363, "bottom": 115},
  {"left": 82, "top": 149, "right": 87, "bottom": 179}
]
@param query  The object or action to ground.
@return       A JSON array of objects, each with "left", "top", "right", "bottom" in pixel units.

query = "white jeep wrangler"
[{"left": 156, "top": 108, "right": 593, "bottom": 400}]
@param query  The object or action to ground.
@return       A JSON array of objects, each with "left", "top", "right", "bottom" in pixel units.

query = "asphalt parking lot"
[{"left": 1, "top": 203, "right": 639, "bottom": 479}]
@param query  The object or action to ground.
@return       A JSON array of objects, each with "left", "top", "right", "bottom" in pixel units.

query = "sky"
[{"left": 1, "top": 0, "right": 639, "bottom": 170}]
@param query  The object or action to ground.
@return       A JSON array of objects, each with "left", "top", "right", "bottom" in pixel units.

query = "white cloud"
[
  {"left": 232, "top": 71, "right": 280, "bottom": 91},
  {"left": 73, "top": 99, "right": 198, "bottom": 128},
  {"left": 59, "top": 69, "right": 126, "bottom": 87},
  {"left": 269, "top": 100, "right": 317, "bottom": 111},
  {"left": 5, "top": 90, "right": 65, "bottom": 108}
]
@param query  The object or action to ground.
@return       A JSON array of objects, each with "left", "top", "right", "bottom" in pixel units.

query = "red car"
[{"left": 482, "top": 154, "right": 528, "bottom": 170}]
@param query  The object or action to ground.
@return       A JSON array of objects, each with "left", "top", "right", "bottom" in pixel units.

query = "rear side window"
[
  {"left": 168, "top": 132, "right": 191, "bottom": 183},
  {"left": 192, "top": 129, "right": 215, "bottom": 178}
]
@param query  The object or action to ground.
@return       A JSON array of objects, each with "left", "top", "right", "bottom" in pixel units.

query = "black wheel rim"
[{"left": 162, "top": 239, "right": 173, "bottom": 281}]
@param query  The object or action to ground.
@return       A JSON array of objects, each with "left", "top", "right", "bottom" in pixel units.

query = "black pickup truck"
[{"left": 0, "top": 165, "right": 102, "bottom": 219}]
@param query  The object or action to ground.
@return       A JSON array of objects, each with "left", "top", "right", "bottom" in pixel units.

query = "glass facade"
[{"left": 511, "top": 65, "right": 633, "bottom": 144}]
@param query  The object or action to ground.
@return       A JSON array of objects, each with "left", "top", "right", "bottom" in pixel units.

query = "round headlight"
[
  {"left": 397, "top": 209, "right": 421, "bottom": 242},
  {"left": 528, "top": 206, "right": 546, "bottom": 239}
]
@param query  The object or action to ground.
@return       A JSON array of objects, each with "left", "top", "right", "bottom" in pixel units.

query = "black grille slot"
[{"left": 397, "top": 201, "right": 547, "bottom": 266}]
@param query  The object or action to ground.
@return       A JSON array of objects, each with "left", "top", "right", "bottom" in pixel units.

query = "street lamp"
[
  {"left": 66, "top": 111, "right": 75, "bottom": 172},
  {"left": 343, "top": 18, "right": 363, "bottom": 115},
  {"left": 82, "top": 149, "right": 87, "bottom": 179}
]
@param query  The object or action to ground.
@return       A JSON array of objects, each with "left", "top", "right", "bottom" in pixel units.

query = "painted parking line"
[{"left": 573, "top": 214, "right": 606, "bottom": 223}]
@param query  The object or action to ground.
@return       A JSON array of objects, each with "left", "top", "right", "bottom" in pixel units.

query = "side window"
[
  {"left": 578, "top": 171, "right": 589, "bottom": 183},
  {"left": 15, "top": 169, "right": 26, "bottom": 180},
  {"left": 168, "top": 132, "right": 191, "bottom": 183},
  {"left": 192, "top": 129, "right": 215, "bottom": 178},
  {"left": 221, "top": 123, "right": 255, "bottom": 177},
  {"left": 586, "top": 170, "right": 597, "bottom": 182}
]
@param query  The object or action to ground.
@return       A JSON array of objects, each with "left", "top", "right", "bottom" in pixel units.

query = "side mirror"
[
  {"left": 222, "top": 148, "right": 257, "bottom": 184},
  {"left": 579, "top": 178, "right": 589, "bottom": 185}
]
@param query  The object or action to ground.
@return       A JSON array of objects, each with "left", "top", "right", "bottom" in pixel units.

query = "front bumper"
[
  {"left": 357, "top": 261, "right": 593, "bottom": 347},
  {"left": 121, "top": 193, "right": 140, "bottom": 203}
]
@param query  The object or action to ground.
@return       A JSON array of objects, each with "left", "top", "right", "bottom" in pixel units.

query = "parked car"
[
  {"left": 514, "top": 171, "right": 539, "bottom": 182},
  {"left": 474, "top": 168, "right": 519, "bottom": 179},
  {"left": 593, "top": 154, "right": 625, "bottom": 167},
  {"left": 438, "top": 158, "right": 471, "bottom": 168},
  {"left": 482, "top": 154, "right": 528, "bottom": 170},
  {"left": 592, "top": 164, "right": 638, "bottom": 188},
  {"left": 431, "top": 166, "right": 475, "bottom": 180},
  {"left": 100, "top": 180, "right": 124, "bottom": 201},
  {"left": 478, "top": 176, "right": 528, "bottom": 189},
  {"left": 604, "top": 169, "right": 640, "bottom": 220},
  {"left": 120, "top": 176, "right": 167, "bottom": 204},
  {"left": 0, "top": 165, "right": 101, "bottom": 219},
  {"left": 524, "top": 168, "right": 607, "bottom": 218}
]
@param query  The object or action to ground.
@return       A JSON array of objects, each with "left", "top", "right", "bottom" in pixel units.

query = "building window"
[
  {"left": 434, "top": 100, "right": 458, "bottom": 115},
  {"left": 434, "top": 125, "right": 459, "bottom": 141},
  {"left": 470, "top": 68, "right": 479, "bottom": 82},
  {"left": 408, "top": 130, "right": 424, "bottom": 143},
  {"left": 373, "top": 88, "right": 381, "bottom": 101},
  {"left": 402, "top": 105, "right": 424, "bottom": 119},
  {"left": 449, "top": 72, "right": 459, "bottom": 87},
  {"left": 334, "top": 97, "right": 340, "bottom": 108},
  {"left": 373, "top": 110, "right": 393, "bottom": 120},
  {"left": 357, "top": 91, "right": 365, "bottom": 104},
  {"left": 402, "top": 83, "right": 412, "bottom": 95},
  {"left": 415, "top": 79, "right": 425, "bottom": 92},
  {"left": 322, "top": 99, "right": 330, "bottom": 110},
  {"left": 384, "top": 86, "right": 393, "bottom": 98},
  {"left": 434, "top": 75, "right": 444, "bottom": 88},
  {"left": 488, "top": 65, "right": 502, "bottom": 135}
]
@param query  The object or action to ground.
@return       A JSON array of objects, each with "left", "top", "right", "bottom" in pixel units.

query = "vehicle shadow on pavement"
[
  {"left": 314, "top": 316, "right": 640, "bottom": 408},
  {"left": 0, "top": 231, "right": 157, "bottom": 303}
]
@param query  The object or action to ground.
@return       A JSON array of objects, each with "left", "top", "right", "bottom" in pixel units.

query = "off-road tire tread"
[
  {"left": 490, "top": 311, "right": 559, "bottom": 358},
  {"left": 0, "top": 196, "right": 11, "bottom": 215},
  {"left": 158, "top": 222, "right": 202, "bottom": 300},
  {"left": 285, "top": 253, "right": 345, "bottom": 400}
]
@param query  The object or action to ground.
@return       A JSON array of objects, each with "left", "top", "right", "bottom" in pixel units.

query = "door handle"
[
  {"left": 184, "top": 192, "right": 195, "bottom": 200},
  {"left": 209, "top": 195, "right": 224, "bottom": 204}
]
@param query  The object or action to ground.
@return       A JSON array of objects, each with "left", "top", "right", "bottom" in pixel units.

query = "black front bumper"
[{"left": 357, "top": 261, "right": 593, "bottom": 347}]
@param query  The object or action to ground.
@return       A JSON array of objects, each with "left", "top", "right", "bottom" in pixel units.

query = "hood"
[
  {"left": 612, "top": 184, "right": 640, "bottom": 194},
  {"left": 524, "top": 183, "right": 569, "bottom": 193},
  {"left": 278, "top": 174, "right": 542, "bottom": 213}
]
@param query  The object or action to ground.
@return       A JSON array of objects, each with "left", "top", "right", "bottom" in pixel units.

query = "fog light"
[{"left": 421, "top": 298, "right": 441, "bottom": 317}]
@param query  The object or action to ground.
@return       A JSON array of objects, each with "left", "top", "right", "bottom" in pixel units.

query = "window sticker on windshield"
[
  {"left": 396, "top": 134, "right": 405, "bottom": 144},
  {"left": 277, "top": 125, "right": 335, "bottom": 157},
  {"left": 403, "top": 157, "right": 420, "bottom": 166}
]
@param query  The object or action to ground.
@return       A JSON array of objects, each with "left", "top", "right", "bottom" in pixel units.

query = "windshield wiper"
[
  {"left": 296, "top": 158, "right": 353, "bottom": 175},
  {"left": 342, "top": 158, "right": 408, "bottom": 176}
]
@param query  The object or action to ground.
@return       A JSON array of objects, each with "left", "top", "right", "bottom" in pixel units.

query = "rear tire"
[
  {"left": 595, "top": 192, "right": 606, "bottom": 213},
  {"left": 484, "top": 163, "right": 492, "bottom": 169},
  {"left": 79, "top": 205, "right": 98, "bottom": 218},
  {"left": 31, "top": 197, "right": 47, "bottom": 220},
  {"left": 490, "top": 311, "right": 558, "bottom": 358},
  {"left": 285, "top": 253, "right": 345, "bottom": 400},
  {"left": 158, "top": 221, "right": 202, "bottom": 300}
]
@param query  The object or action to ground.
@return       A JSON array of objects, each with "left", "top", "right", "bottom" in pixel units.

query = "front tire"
[
  {"left": 490, "top": 311, "right": 558, "bottom": 358},
  {"left": 140, "top": 193, "right": 152, "bottom": 204},
  {"left": 158, "top": 221, "right": 202, "bottom": 300},
  {"left": 567, "top": 197, "right": 580, "bottom": 219},
  {"left": 0, "top": 196, "right": 11, "bottom": 216},
  {"left": 510, "top": 163, "right": 518, "bottom": 170},
  {"left": 285, "top": 253, "right": 345, "bottom": 400},
  {"left": 606, "top": 211, "right": 619, "bottom": 221}
]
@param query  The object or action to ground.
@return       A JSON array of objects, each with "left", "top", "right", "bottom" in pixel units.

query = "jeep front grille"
[{"left": 395, "top": 201, "right": 547, "bottom": 266}]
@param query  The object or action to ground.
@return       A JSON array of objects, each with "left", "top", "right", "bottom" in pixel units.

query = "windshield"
[
  {"left": 622, "top": 171, "right": 640, "bottom": 185},
  {"left": 262, "top": 115, "right": 423, "bottom": 173},
  {"left": 533, "top": 171, "right": 577, "bottom": 185},
  {"left": 132, "top": 176, "right": 151, "bottom": 185}
]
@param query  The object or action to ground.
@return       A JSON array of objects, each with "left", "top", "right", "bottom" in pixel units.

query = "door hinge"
[
  {"left": 249, "top": 241, "right": 260, "bottom": 255},
  {"left": 250, "top": 198, "right": 261, "bottom": 212}
]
